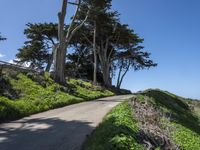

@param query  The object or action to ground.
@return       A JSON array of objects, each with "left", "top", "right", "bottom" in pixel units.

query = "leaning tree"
[
  {"left": 112, "top": 24, "right": 157, "bottom": 89},
  {"left": 115, "top": 47, "right": 157, "bottom": 89}
]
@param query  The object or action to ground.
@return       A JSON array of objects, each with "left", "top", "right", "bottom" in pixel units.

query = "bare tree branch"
[
  {"left": 58, "top": 0, "right": 68, "bottom": 43},
  {"left": 108, "top": 33, "right": 120, "bottom": 61},
  {"left": 68, "top": 1, "right": 79, "bottom": 5},
  {"left": 66, "top": 0, "right": 81, "bottom": 40},
  {"left": 118, "top": 60, "right": 131, "bottom": 88},
  {"left": 82, "top": 33, "right": 100, "bottom": 52},
  {"left": 67, "top": 9, "right": 90, "bottom": 43}
]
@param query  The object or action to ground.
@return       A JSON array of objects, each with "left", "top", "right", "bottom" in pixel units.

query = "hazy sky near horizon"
[{"left": 0, "top": 0, "right": 200, "bottom": 99}]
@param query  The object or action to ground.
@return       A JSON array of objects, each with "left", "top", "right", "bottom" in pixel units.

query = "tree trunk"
[
  {"left": 53, "top": 0, "right": 89, "bottom": 85},
  {"left": 98, "top": 47, "right": 111, "bottom": 87},
  {"left": 116, "top": 66, "right": 122, "bottom": 89},
  {"left": 102, "top": 62, "right": 111, "bottom": 87},
  {"left": 93, "top": 21, "right": 97, "bottom": 85},
  {"left": 54, "top": 44, "right": 67, "bottom": 85},
  {"left": 54, "top": 0, "right": 67, "bottom": 85},
  {"left": 45, "top": 54, "right": 53, "bottom": 72},
  {"left": 117, "top": 63, "right": 130, "bottom": 89},
  {"left": 46, "top": 44, "right": 58, "bottom": 72}
]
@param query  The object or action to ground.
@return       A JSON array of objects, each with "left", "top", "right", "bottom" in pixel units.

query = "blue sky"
[{"left": 0, "top": 0, "right": 200, "bottom": 99}]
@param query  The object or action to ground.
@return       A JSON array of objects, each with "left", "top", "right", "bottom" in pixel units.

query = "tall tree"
[
  {"left": 84, "top": 21, "right": 155, "bottom": 87},
  {"left": 90, "top": 0, "right": 112, "bottom": 85},
  {"left": 74, "top": 5, "right": 152, "bottom": 87},
  {"left": 115, "top": 47, "right": 157, "bottom": 89},
  {"left": 54, "top": 0, "right": 89, "bottom": 85},
  {"left": 77, "top": 5, "right": 118, "bottom": 86},
  {"left": 16, "top": 23, "right": 58, "bottom": 71},
  {"left": 72, "top": 0, "right": 113, "bottom": 85},
  {"left": 69, "top": 1, "right": 157, "bottom": 88},
  {"left": 92, "top": 20, "right": 97, "bottom": 84},
  {"left": 95, "top": 20, "right": 140, "bottom": 87}
]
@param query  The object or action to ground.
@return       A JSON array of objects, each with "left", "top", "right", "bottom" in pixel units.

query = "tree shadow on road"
[{"left": 0, "top": 117, "right": 94, "bottom": 150}]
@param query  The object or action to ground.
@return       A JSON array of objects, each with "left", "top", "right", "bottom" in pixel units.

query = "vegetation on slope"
[
  {"left": 83, "top": 101, "right": 144, "bottom": 150},
  {"left": 0, "top": 69, "right": 114, "bottom": 122},
  {"left": 84, "top": 89, "right": 200, "bottom": 150},
  {"left": 141, "top": 89, "right": 200, "bottom": 149}
]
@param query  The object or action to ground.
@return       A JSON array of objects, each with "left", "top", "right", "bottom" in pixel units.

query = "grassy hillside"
[
  {"left": 0, "top": 69, "right": 114, "bottom": 122},
  {"left": 83, "top": 101, "right": 144, "bottom": 150},
  {"left": 141, "top": 89, "right": 200, "bottom": 149},
  {"left": 84, "top": 89, "right": 200, "bottom": 150}
]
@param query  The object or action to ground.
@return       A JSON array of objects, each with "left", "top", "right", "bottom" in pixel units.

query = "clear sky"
[{"left": 0, "top": 0, "right": 200, "bottom": 99}]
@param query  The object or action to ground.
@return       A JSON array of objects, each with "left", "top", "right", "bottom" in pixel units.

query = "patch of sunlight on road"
[
  {"left": 0, "top": 137, "right": 8, "bottom": 143},
  {"left": 23, "top": 123, "right": 52, "bottom": 131}
]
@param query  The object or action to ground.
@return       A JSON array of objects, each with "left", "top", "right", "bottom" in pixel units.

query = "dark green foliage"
[
  {"left": 66, "top": 46, "right": 104, "bottom": 83},
  {"left": 115, "top": 46, "right": 157, "bottom": 88},
  {"left": 16, "top": 23, "right": 58, "bottom": 70},
  {"left": 83, "top": 101, "right": 144, "bottom": 150},
  {"left": 17, "top": 42, "right": 48, "bottom": 69},
  {"left": 0, "top": 77, "right": 20, "bottom": 99},
  {"left": 116, "top": 47, "right": 157, "bottom": 71},
  {"left": 14, "top": 0, "right": 156, "bottom": 87},
  {"left": 76, "top": 0, "right": 156, "bottom": 87}
]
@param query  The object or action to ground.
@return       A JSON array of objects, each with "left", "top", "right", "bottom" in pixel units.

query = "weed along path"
[{"left": 0, "top": 95, "right": 133, "bottom": 150}]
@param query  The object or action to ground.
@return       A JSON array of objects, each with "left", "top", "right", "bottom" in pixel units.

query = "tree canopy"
[
  {"left": 16, "top": 23, "right": 58, "bottom": 71},
  {"left": 15, "top": 0, "right": 157, "bottom": 88}
]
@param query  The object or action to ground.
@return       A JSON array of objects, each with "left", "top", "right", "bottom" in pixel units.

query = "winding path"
[{"left": 0, "top": 95, "right": 133, "bottom": 150}]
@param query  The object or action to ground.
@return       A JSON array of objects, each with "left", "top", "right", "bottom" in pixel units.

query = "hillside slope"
[
  {"left": 0, "top": 69, "right": 114, "bottom": 122},
  {"left": 84, "top": 89, "right": 200, "bottom": 150},
  {"left": 140, "top": 89, "right": 200, "bottom": 149}
]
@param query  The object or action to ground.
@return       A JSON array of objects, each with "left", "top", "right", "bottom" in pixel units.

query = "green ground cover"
[
  {"left": 84, "top": 89, "right": 200, "bottom": 150},
  {"left": 0, "top": 70, "right": 114, "bottom": 121}
]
